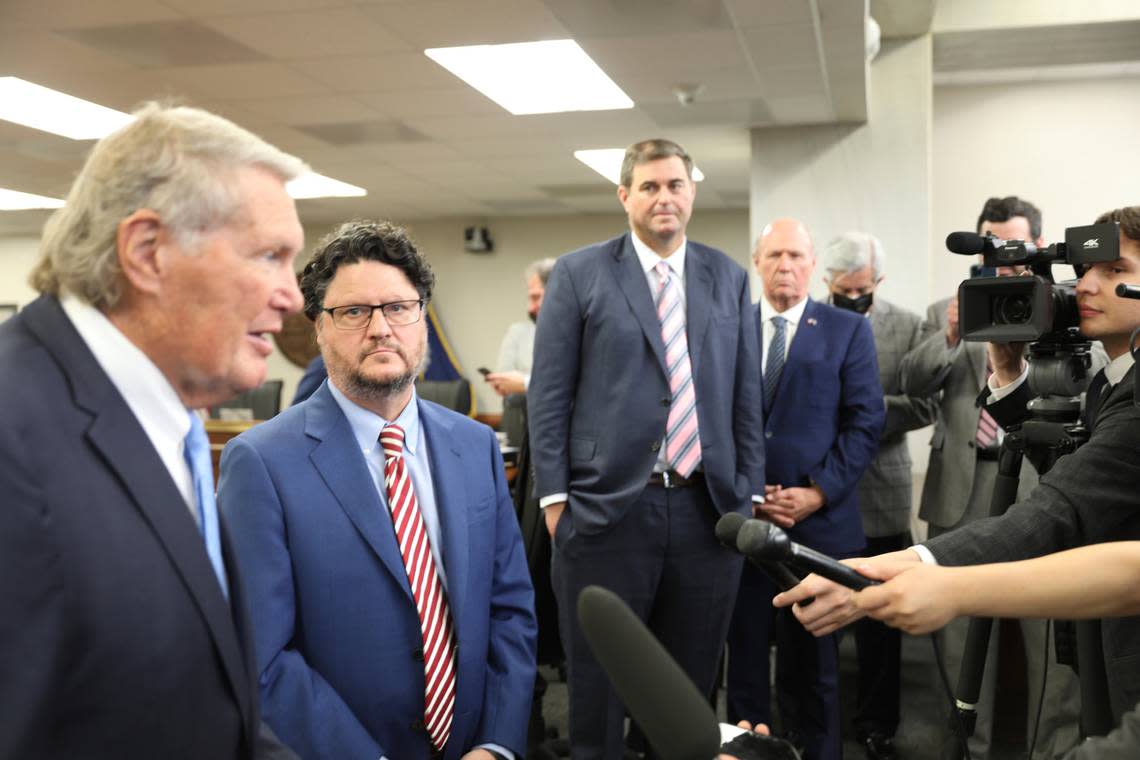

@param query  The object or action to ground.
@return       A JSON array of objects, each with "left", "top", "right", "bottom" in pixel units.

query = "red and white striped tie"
[
  {"left": 380, "top": 424, "right": 456, "bottom": 752},
  {"left": 655, "top": 261, "right": 701, "bottom": 477}
]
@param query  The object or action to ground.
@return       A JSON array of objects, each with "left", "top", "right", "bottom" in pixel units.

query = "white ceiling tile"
[
  {"left": 298, "top": 53, "right": 460, "bottom": 93},
  {"left": 743, "top": 24, "right": 826, "bottom": 70},
  {"left": 200, "top": 7, "right": 411, "bottom": 60},
  {"left": 159, "top": 62, "right": 329, "bottom": 99},
  {"left": 1, "top": 0, "right": 185, "bottom": 29},
  {"left": 723, "top": 0, "right": 813, "bottom": 28},
  {"left": 353, "top": 88, "right": 503, "bottom": 118},
  {"left": 360, "top": 0, "right": 569, "bottom": 48},
  {"left": 234, "top": 95, "right": 383, "bottom": 124},
  {"left": 160, "top": 0, "right": 350, "bottom": 16}
]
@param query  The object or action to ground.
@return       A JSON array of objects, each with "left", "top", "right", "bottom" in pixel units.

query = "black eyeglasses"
[{"left": 322, "top": 299, "right": 424, "bottom": 330}]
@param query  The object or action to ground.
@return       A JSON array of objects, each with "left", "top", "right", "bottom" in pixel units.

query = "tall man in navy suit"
[
  {"left": 0, "top": 103, "right": 305, "bottom": 759},
  {"left": 725, "top": 219, "right": 884, "bottom": 760},
  {"left": 528, "top": 139, "right": 765, "bottom": 759},
  {"left": 218, "top": 221, "right": 537, "bottom": 760}
]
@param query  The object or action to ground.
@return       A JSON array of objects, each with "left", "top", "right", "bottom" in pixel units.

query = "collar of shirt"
[
  {"left": 1105, "top": 349, "right": 1136, "bottom": 387},
  {"left": 60, "top": 295, "right": 196, "bottom": 514},
  {"left": 759, "top": 295, "right": 809, "bottom": 326},
  {"left": 327, "top": 380, "right": 422, "bottom": 457},
  {"left": 631, "top": 231, "right": 687, "bottom": 280}
]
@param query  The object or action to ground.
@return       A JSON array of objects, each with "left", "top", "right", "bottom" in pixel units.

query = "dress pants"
[
  {"left": 551, "top": 481, "right": 744, "bottom": 760},
  {"left": 853, "top": 532, "right": 910, "bottom": 740},
  {"left": 725, "top": 550, "right": 859, "bottom": 760},
  {"left": 930, "top": 457, "right": 1081, "bottom": 760}
]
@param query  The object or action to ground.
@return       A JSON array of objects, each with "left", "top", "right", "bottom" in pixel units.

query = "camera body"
[{"left": 953, "top": 222, "right": 1120, "bottom": 343}]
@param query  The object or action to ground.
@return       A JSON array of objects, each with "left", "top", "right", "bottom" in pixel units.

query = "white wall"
[{"left": 749, "top": 36, "right": 934, "bottom": 320}]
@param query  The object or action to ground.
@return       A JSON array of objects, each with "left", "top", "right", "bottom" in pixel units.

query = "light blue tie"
[
  {"left": 184, "top": 411, "right": 229, "bottom": 598},
  {"left": 764, "top": 316, "right": 787, "bottom": 415}
]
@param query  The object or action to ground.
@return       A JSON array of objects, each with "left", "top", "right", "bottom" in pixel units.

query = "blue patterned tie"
[
  {"left": 184, "top": 411, "right": 229, "bottom": 598},
  {"left": 764, "top": 316, "right": 787, "bottom": 414}
]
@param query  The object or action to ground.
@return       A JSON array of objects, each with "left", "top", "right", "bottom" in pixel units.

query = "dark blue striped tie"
[{"left": 764, "top": 316, "right": 786, "bottom": 414}]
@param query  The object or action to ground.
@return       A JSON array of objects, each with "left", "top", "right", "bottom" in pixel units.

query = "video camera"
[{"left": 948, "top": 221, "right": 1120, "bottom": 343}]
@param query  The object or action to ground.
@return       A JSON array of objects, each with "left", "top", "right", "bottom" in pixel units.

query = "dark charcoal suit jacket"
[
  {"left": 528, "top": 233, "right": 765, "bottom": 533},
  {"left": 0, "top": 295, "right": 292, "bottom": 760}
]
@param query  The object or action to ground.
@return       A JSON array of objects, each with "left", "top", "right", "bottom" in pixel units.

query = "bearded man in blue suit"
[
  {"left": 725, "top": 218, "right": 885, "bottom": 760},
  {"left": 218, "top": 221, "right": 537, "bottom": 760}
]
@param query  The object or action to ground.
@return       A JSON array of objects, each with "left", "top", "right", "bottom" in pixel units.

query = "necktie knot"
[
  {"left": 655, "top": 260, "right": 671, "bottom": 281},
  {"left": 380, "top": 424, "right": 406, "bottom": 458},
  {"left": 772, "top": 315, "right": 786, "bottom": 331},
  {"left": 183, "top": 410, "right": 228, "bottom": 598}
]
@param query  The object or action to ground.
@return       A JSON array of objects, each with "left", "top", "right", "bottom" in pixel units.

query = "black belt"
[{"left": 647, "top": 470, "right": 704, "bottom": 489}]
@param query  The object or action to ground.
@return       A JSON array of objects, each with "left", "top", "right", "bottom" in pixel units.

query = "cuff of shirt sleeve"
[
  {"left": 523, "top": 373, "right": 530, "bottom": 390},
  {"left": 987, "top": 363, "right": 1029, "bottom": 402},
  {"left": 478, "top": 743, "right": 513, "bottom": 760},
  {"left": 539, "top": 493, "right": 568, "bottom": 509},
  {"left": 911, "top": 544, "right": 938, "bottom": 565}
]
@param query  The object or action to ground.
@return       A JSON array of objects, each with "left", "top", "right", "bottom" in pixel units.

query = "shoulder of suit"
[
  {"left": 418, "top": 397, "right": 494, "bottom": 440},
  {"left": 811, "top": 299, "right": 867, "bottom": 330},
  {"left": 561, "top": 234, "right": 627, "bottom": 265},
  {"left": 235, "top": 400, "right": 308, "bottom": 447}
]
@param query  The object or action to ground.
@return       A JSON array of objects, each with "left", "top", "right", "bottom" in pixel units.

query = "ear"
[
  {"left": 116, "top": 209, "right": 169, "bottom": 297},
  {"left": 616, "top": 183, "right": 630, "bottom": 212}
]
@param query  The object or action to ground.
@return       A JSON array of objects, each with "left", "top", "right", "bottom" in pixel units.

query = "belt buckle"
[{"left": 661, "top": 470, "right": 674, "bottom": 489}]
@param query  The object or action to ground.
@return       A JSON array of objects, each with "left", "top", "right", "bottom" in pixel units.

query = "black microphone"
[
  {"left": 736, "top": 520, "right": 878, "bottom": 591},
  {"left": 946, "top": 231, "right": 988, "bottom": 255},
  {"left": 577, "top": 586, "right": 720, "bottom": 760},
  {"left": 715, "top": 513, "right": 805, "bottom": 593},
  {"left": 1115, "top": 283, "right": 1140, "bottom": 299}
]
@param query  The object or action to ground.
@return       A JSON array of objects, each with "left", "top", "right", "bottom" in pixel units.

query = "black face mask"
[{"left": 831, "top": 291, "right": 874, "bottom": 314}]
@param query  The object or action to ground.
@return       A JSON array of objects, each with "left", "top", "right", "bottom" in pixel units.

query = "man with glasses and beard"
[{"left": 218, "top": 220, "right": 537, "bottom": 760}]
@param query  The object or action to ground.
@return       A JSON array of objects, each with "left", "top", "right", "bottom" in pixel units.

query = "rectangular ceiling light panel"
[
  {"left": 0, "top": 77, "right": 134, "bottom": 140},
  {"left": 574, "top": 148, "right": 704, "bottom": 185},
  {"left": 425, "top": 39, "right": 633, "bottom": 115},
  {"left": 0, "top": 187, "right": 66, "bottom": 210},
  {"left": 287, "top": 173, "right": 367, "bottom": 199}
]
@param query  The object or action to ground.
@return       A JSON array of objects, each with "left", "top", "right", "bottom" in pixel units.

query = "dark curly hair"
[
  {"left": 1095, "top": 206, "right": 1140, "bottom": 243},
  {"left": 976, "top": 196, "right": 1042, "bottom": 240},
  {"left": 300, "top": 220, "right": 435, "bottom": 321}
]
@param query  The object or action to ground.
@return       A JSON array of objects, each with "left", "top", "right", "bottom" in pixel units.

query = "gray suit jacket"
[
  {"left": 856, "top": 299, "right": 938, "bottom": 537},
  {"left": 899, "top": 297, "right": 1038, "bottom": 529},
  {"left": 528, "top": 233, "right": 765, "bottom": 534},
  {"left": 924, "top": 365, "right": 1140, "bottom": 725}
]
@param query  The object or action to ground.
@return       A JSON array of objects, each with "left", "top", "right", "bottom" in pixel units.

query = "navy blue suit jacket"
[
  {"left": 760, "top": 300, "right": 885, "bottom": 555},
  {"left": 529, "top": 233, "right": 765, "bottom": 534},
  {"left": 218, "top": 383, "right": 537, "bottom": 760},
  {"left": 0, "top": 295, "right": 284, "bottom": 759}
]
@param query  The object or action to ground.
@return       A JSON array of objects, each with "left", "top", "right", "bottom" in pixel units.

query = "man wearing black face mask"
[{"left": 823, "top": 232, "right": 939, "bottom": 759}]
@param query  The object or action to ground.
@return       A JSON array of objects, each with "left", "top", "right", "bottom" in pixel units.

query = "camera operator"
[
  {"left": 774, "top": 206, "right": 1140, "bottom": 742},
  {"left": 896, "top": 196, "right": 1081, "bottom": 760}
]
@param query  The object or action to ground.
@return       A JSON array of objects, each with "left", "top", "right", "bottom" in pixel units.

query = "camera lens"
[{"left": 994, "top": 294, "right": 1032, "bottom": 325}]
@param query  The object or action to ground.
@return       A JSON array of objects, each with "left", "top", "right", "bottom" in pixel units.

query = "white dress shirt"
[{"left": 61, "top": 296, "right": 197, "bottom": 522}]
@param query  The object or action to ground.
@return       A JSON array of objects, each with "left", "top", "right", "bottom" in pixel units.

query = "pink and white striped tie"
[
  {"left": 380, "top": 424, "right": 456, "bottom": 752},
  {"left": 655, "top": 261, "right": 701, "bottom": 477}
]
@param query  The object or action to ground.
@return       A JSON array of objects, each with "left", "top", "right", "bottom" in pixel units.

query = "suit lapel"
[
  {"left": 305, "top": 385, "right": 414, "bottom": 604},
  {"left": 23, "top": 296, "right": 254, "bottom": 733},
  {"left": 684, "top": 244, "right": 714, "bottom": 374},
  {"left": 966, "top": 341, "right": 987, "bottom": 390},
  {"left": 612, "top": 234, "right": 668, "bottom": 374},
  {"left": 419, "top": 400, "right": 470, "bottom": 630}
]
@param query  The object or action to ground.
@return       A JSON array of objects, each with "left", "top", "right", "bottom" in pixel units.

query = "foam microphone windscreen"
[
  {"left": 945, "top": 231, "right": 986, "bottom": 254},
  {"left": 577, "top": 585, "right": 721, "bottom": 760},
  {"left": 715, "top": 512, "right": 747, "bottom": 547}
]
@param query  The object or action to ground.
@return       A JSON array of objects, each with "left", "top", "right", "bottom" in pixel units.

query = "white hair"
[
  {"left": 31, "top": 102, "right": 308, "bottom": 310},
  {"left": 823, "top": 231, "right": 885, "bottom": 280}
]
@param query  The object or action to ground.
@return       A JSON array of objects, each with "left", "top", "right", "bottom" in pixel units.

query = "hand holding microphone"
[{"left": 734, "top": 518, "right": 879, "bottom": 591}]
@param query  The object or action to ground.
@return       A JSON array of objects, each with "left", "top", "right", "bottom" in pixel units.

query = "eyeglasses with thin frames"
[{"left": 322, "top": 299, "right": 424, "bottom": 330}]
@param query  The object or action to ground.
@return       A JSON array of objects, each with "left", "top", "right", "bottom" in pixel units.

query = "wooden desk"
[{"left": 205, "top": 419, "right": 260, "bottom": 481}]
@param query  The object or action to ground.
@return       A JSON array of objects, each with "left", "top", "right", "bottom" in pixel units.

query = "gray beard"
[{"left": 338, "top": 340, "right": 429, "bottom": 404}]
